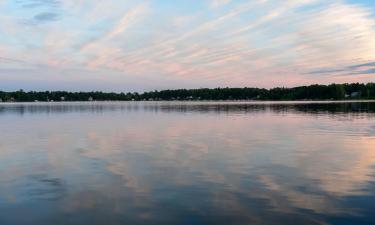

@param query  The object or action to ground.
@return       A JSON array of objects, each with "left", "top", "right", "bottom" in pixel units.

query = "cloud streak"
[
  {"left": 0, "top": 0, "right": 375, "bottom": 90},
  {"left": 79, "top": 2, "right": 149, "bottom": 52},
  {"left": 17, "top": 0, "right": 61, "bottom": 8},
  {"left": 310, "top": 61, "right": 375, "bottom": 76},
  {"left": 210, "top": 0, "right": 231, "bottom": 8},
  {"left": 34, "top": 12, "right": 59, "bottom": 22}
]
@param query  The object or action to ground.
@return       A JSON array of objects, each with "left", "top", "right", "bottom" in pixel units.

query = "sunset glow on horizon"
[{"left": 1, "top": 0, "right": 375, "bottom": 91}]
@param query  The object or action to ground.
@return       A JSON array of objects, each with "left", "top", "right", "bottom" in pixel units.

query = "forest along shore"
[{"left": 1, "top": 83, "right": 375, "bottom": 102}]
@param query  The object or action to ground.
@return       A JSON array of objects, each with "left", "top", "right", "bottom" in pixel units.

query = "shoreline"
[{"left": 1, "top": 99, "right": 375, "bottom": 104}]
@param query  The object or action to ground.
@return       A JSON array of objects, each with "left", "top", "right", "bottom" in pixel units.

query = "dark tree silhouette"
[{"left": 0, "top": 83, "right": 374, "bottom": 102}]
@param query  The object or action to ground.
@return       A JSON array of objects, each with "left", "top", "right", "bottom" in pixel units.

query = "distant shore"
[
  {"left": 1, "top": 83, "right": 374, "bottom": 102},
  {"left": 2, "top": 100, "right": 375, "bottom": 104}
]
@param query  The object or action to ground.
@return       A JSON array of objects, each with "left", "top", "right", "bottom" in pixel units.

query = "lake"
[{"left": 0, "top": 101, "right": 375, "bottom": 225}]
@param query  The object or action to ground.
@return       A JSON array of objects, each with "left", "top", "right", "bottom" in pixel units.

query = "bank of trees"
[{"left": 0, "top": 83, "right": 374, "bottom": 102}]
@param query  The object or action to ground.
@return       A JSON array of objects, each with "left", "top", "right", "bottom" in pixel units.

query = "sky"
[{"left": 0, "top": 0, "right": 375, "bottom": 91}]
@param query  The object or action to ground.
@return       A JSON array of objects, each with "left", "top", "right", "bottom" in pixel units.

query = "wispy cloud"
[
  {"left": 14, "top": 0, "right": 62, "bottom": 25},
  {"left": 33, "top": 12, "right": 59, "bottom": 22},
  {"left": 106, "top": 3, "right": 148, "bottom": 39},
  {"left": 310, "top": 61, "right": 375, "bottom": 76},
  {"left": 17, "top": 0, "right": 61, "bottom": 9},
  {"left": 1, "top": 0, "right": 375, "bottom": 90},
  {"left": 80, "top": 2, "right": 149, "bottom": 52},
  {"left": 210, "top": 0, "right": 231, "bottom": 8},
  {"left": 0, "top": 56, "right": 26, "bottom": 64},
  {"left": 349, "top": 62, "right": 375, "bottom": 70}
]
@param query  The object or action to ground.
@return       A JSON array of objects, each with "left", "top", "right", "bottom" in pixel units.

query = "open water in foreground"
[{"left": 0, "top": 101, "right": 375, "bottom": 225}]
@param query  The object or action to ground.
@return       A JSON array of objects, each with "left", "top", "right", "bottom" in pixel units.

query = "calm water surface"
[{"left": 0, "top": 101, "right": 375, "bottom": 225}]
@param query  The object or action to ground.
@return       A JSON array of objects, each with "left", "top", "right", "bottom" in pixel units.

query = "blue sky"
[
  {"left": 347, "top": 0, "right": 375, "bottom": 8},
  {"left": 1, "top": 0, "right": 375, "bottom": 91}
]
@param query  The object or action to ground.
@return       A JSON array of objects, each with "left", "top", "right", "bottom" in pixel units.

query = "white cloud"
[
  {"left": 210, "top": 0, "right": 231, "bottom": 8},
  {"left": 1, "top": 0, "right": 375, "bottom": 89},
  {"left": 106, "top": 3, "right": 148, "bottom": 39},
  {"left": 79, "top": 2, "right": 149, "bottom": 53}
]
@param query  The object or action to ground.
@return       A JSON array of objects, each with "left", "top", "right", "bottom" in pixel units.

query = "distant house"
[
  {"left": 60, "top": 96, "right": 65, "bottom": 101},
  {"left": 351, "top": 92, "right": 360, "bottom": 98},
  {"left": 88, "top": 96, "right": 94, "bottom": 101}
]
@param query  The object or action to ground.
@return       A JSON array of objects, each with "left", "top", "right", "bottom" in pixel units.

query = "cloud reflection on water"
[{"left": 0, "top": 102, "right": 375, "bottom": 225}]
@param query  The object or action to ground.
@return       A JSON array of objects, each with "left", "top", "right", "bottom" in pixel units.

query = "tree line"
[{"left": 1, "top": 83, "right": 375, "bottom": 102}]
